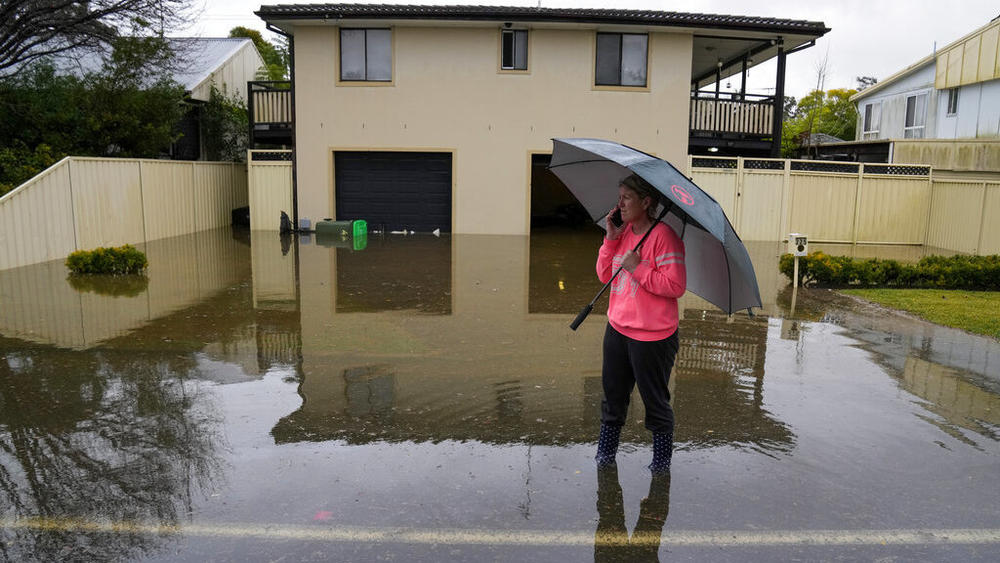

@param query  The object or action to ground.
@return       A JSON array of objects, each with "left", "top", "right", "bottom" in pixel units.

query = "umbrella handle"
[{"left": 569, "top": 303, "right": 594, "bottom": 331}]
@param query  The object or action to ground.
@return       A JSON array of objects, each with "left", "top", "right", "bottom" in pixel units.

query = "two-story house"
[{"left": 254, "top": 3, "right": 828, "bottom": 235}]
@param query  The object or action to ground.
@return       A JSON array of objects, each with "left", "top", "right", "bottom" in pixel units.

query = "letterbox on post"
[{"left": 788, "top": 233, "right": 808, "bottom": 257}]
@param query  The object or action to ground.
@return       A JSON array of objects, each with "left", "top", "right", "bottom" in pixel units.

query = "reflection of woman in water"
[
  {"left": 594, "top": 467, "right": 672, "bottom": 562},
  {"left": 595, "top": 174, "right": 686, "bottom": 473}
]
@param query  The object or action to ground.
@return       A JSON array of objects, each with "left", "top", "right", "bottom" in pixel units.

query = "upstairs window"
[
  {"left": 340, "top": 28, "right": 391, "bottom": 82},
  {"left": 946, "top": 88, "right": 959, "bottom": 116},
  {"left": 904, "top": 93, "right": 927, "bottom": 138},
  {"left": 501, "top": 29, "right": 528, "bottom": 70},
  {"left": 862, "top": 102, "right": 881, "bottom": 140},
  {"left": 595, "top": 33, "right": 648, "bottom": 87}
]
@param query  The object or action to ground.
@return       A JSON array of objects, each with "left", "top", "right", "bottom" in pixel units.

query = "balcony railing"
[
  {"left": 689, "top": 92, "right": 775, "bottom": 138},
  {"left": 248, "top": 81, "right": 293, "bottom": 147}
]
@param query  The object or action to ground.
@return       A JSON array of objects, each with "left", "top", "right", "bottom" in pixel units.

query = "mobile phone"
[{"left": 609, "top": 208, "right": 623, "bottom": 228}]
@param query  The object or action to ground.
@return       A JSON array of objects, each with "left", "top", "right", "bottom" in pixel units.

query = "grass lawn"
[{"left": 840, "top": 289, "right": 1000, "bottom": 340}]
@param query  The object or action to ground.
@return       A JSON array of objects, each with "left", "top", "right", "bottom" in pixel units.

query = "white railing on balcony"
[{"left": 690, "top": 93, "right": 775, "bottom": 136}]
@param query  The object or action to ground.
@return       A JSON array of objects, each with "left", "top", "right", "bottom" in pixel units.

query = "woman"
[{"left": 594, "top": 174, "right": 686, "bottom": 473}]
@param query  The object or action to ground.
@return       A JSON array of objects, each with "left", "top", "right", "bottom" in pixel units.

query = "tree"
[
  {"left": 856, "top": 76, "right": 878, "bottom": 91},
  {"left": 781, "top": 88, "right": 859, "bottom": 158},
  {"left": 0, "top": 37, "right": 186, "bottom": 194},
  {"left": 0, "top": 0, "right": 194, "bottom": 79},
  {"left": 201, "top": 85, "right": 249, "bottom": 162},
  {"left": 228, "top": 26, "right": 288, "bottom": 81}
]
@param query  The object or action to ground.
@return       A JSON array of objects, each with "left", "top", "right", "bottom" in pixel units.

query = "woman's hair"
[{"left": 620, "top": 174, "right": 658, "bottom": 208}]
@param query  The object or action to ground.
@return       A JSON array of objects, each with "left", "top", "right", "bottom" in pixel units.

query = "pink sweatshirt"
[{"left": 596, "top": 222, "right": 686, "bottom": 341}]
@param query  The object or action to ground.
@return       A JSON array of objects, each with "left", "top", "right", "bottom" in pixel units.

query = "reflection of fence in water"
[{"left": 902, "top": 356, "right": 1000, "bottom": 443}]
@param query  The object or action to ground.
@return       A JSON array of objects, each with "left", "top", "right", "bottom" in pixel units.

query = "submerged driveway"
[{"left": 0, "top": 228, "right": 997, "bottom": 561}]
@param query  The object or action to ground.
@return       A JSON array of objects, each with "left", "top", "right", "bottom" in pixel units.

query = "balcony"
[
  {"left": 689, "top": 91, "right": 778, "bottom": 157},
  {"left": 248, "top": 81, "right": 293, "bottom": 148}
]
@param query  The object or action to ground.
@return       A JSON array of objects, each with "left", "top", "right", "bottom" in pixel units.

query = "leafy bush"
[
  {"left": 780, "top": 252, "right": 1000, "bottom": 290},
  {"left": 66, "top": 245, "right": 148, "bottom": 275}
]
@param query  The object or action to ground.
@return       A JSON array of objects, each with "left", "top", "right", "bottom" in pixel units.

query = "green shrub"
[
  {"left": 779, "top": 252, "right": 1000, "bottom": 290},
  {"left": 66, "top": 245, "right": 148, "bottom": 275}
]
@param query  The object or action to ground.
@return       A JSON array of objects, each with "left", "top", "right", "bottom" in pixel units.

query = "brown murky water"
[{"left": 0, "top": 227, "right": 998, "bottom": 562}]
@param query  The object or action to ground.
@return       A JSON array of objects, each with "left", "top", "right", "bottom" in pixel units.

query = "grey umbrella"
[{"left": 549, "top": 138, "right": 762, "bottom": 329}]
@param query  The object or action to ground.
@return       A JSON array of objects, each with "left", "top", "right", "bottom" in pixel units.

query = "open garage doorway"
[
  {"left": 528, "top": 154, "right": 604, "bottom": 314},
  {"left": 529, "top": 154, "right": 598, "bottom": 233}
]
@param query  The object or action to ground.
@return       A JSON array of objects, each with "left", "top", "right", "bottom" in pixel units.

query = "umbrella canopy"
[{"left": 549, "top": 138, "right": 762, "bottom": 314}]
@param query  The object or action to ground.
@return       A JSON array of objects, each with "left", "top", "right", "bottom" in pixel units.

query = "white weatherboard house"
[
  {"left": 254, "top": 3, "right": 828, "bottom": 235},
  {"left": 842, "top": 17, "right": 1000, "bottom": 172}
]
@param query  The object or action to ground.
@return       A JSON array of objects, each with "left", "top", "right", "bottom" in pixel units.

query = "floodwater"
[{"left": 0, "top": 227, "right": 998, "bottom": 562}]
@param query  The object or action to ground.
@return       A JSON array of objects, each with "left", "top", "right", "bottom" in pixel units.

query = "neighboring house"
[
  {"left": 817, "top": 16, "right": 1000, "bottom": 173},
  {"left": 49, "top": 37, "right": 265, "bottom": 160},
  {"left": 254, "top": 3, "right": 828, "bottom": 235}
]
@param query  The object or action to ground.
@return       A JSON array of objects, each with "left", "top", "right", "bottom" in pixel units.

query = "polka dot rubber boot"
[
  {"left": 648, "top": 432, "right": 673, "bottom": 473},
  {"left": 595, "top": 423, "right": 622, "bottom": 468}
]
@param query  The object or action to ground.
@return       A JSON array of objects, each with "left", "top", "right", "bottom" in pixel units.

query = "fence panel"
[
  {"left": 789, "top": 173, "right": 859, "bottom": 242},
  {"left": 738, "top": 170, "right": 785, "bottom": 241},
  {"left": 981, "top": 183, "right": 1000, "bottom": 254},
  {"left": 141, "top": 160, "right": 196, "bottom": 240},
  {"left": 856, "top": 175, "right": 931, "bottom": 244},
  {"left": 195, "top": 163, "right": 247, "bottom": 231},
  {"left": 926, "top": 181, "right": 986, "bottom": 254},
  {"left": 689, "top": 168, "right": 737, "bottom": 219},
  {"left": 0, "top": 159, "right": 76, "bottom": 270},
  {"left": 70, "top": 158, "right": 145, "bottom": 249},
  {"left": 248, "top": 151, "right": 294, "bottom": 231}
]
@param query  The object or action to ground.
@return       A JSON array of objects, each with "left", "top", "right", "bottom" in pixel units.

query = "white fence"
[{"left": 0, "top": 157, "right": 247, "bottom": 270}]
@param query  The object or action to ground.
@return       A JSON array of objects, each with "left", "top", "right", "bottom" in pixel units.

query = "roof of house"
[
  {"left": 255, "top": 3, "right": 828, "bottom": 34},
  {"left": 47, "top": 37, "right": 256, "bottom": 94}
]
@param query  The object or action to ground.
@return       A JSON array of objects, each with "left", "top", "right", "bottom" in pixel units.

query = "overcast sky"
[{"left": 181, "top": 0, "right": 1000, "bottom": 100}]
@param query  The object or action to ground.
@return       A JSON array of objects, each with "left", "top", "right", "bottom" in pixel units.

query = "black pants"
[{"left": 601, "top": 323, "right": 679, "bottom": 434}]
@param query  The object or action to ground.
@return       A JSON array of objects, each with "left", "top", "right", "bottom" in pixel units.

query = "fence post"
[
  {"left": 851, "top": 163, "right": 864, "bottom": 245},
  {"left": 923, "top": 167, "right": 935, "bottom": 248},
  {"left": 138, "top": 160, "right": 148, "bottom": 245},
  {"left": 735, "top": 156, "right": 744, "bottom": 232},
  {"left": 779, "top": 159, "right": 791, "bottom": 242},
  {"left": 976, "top": 181, "right": 989, "bottom": 256}
]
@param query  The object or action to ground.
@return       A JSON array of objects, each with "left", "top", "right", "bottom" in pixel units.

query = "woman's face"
[{"left": 617, "top": 185, "right": 650, "bottom": 224}]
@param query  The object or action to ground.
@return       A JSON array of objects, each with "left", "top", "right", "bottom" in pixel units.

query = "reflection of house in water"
[
  {"left": 673, "top": 309, "right": 793, "bottom": 451},
  {"left": 272, "top": 234, "right": 794, "bottom": 454}
]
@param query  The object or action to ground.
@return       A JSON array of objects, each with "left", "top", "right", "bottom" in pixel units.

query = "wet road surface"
[{"left": 0, "top": 227, "right": 997, "bottom": 561}]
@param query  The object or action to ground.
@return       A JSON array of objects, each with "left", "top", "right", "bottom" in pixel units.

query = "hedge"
[
  {"left": 779, "top": 252, "right": 1000, "bottom": 290},
  {"left": 66, "top": 244, "right": 148, "bottom": 276}
]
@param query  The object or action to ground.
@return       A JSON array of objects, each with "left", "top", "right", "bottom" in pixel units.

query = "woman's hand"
[
  {"left": 621, "top": 249, "right": 640, "bottom": 272},
  {"left": 605, "top": 207, "right": 626, "bottom": 240}
]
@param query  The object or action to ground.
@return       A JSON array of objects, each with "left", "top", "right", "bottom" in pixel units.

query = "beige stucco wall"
[{"left": 291, "top": 24, "right": 693, "bottom": 235}]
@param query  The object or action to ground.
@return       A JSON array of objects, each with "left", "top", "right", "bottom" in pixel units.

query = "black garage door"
[{"left": 335, "top": 151, "right": 452, "bottom": 233}]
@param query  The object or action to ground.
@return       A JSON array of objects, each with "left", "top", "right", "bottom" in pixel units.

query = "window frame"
[
  {"left": 903, "top": 92, "right": 928, "bottom": 139},
  {"left": 594, "top": 32, "right": 649, "bottom": 89},
  {"left": 339, "top": 27, "right": 393, "bottom": 84},
  {"left": 499, "top": 29, "right": 529, "bottom": 72},
  {"left": 862, "top": 101, "right": 881, "bottom": 140},
  {"left": 946, "top": 88, "right": 959, "bottom": 116}
]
